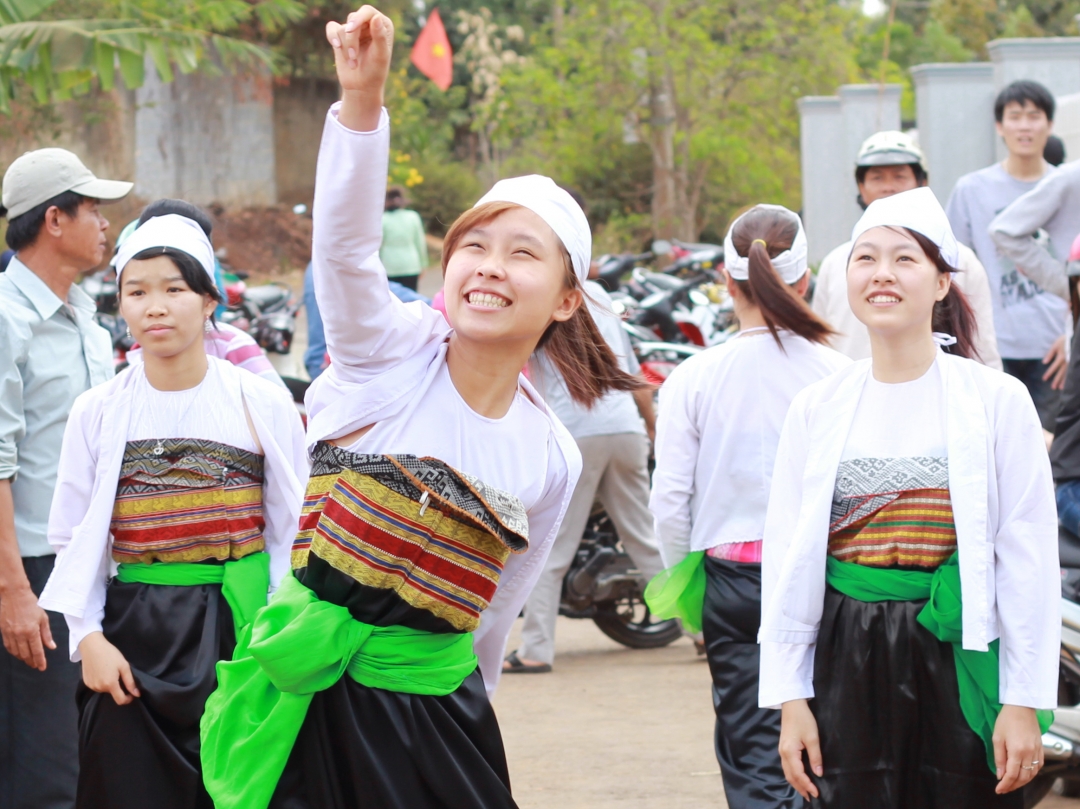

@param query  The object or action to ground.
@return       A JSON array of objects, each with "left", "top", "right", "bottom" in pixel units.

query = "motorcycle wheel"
[{"left": 592, "top": 593, "right": 682, "bottom": 649}]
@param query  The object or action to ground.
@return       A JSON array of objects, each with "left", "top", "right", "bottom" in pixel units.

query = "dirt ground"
[{"left": 492, "top": 616, "right": 1080, "bottom": 809}]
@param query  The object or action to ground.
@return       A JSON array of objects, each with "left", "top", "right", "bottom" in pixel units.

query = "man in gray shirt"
[
  {"left": 0, "top": 148, "right": 129, "bottom": 808},
  {"left": 946, "top": 80, "right": 1065, "bottom": 430}
]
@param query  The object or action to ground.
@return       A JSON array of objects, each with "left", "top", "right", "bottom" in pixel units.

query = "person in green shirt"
[{"left": 380, "top": 187, "right": 428, "bottom": 290}]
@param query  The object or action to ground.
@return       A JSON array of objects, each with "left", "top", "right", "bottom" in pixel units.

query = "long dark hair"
[
  {"left": 728, "top": 207, "right": 835, "bottom": 348},
  {"left": 904, "top": 229, "right": 979, "bottom": 361},
  {"left": 442, "top": 201, "right": 646, "bottom": 407}
]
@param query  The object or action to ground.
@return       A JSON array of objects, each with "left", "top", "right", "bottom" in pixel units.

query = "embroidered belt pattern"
[
  {"left": 111, "top": 438, "right": 266, "bottom": 565},
  {"left": 829, "top": 456, "right": 956, "bottom": 570},
  {"left": 292, "top": 442, "right": 529, "bottom": 632}
]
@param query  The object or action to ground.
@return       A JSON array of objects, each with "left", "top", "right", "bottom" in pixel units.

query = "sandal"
[{"left": 502, "top": 650, "right": 552, "bottom": 674}]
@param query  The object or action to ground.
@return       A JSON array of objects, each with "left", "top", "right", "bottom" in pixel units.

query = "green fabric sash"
[
  {"left": 115, "top": 552, "right": 270, "bottom": 644},
  {"left": 199, "top": 572, "right": 478, "bottom": 809},
  {"left": 826, "top": 552, "right": 1052, "bottom": 773},
  {"left": 643, "top": 551, "right": 706, "bottom": 635}
]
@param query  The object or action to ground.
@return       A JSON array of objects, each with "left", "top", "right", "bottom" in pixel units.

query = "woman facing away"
[
  {"left": 198, "top": 7, "right": 642, "bottom": 809},
  {"left": 761, "top": 187, "right": 1059, "bottom": 808},
  {"left": 37, "top": 214, "right": 308, "bottom": 809},
  {"left": 647, "top": 205, "right": 848, "bottom": 808}
]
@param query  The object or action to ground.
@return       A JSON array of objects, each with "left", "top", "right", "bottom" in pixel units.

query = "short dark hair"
[
  {"left": 138, "top": 199, "right": 213, "bottom": 238},
  {"left": 1045, "top": 134, "right": 1066, "bottom": 166},
  {"left": 994, "top": 80, "right": 1055, "bottom": 123},
  {"left": 855, "top": 163, "right": 927, "bottom": 186},
  {"left": 2, "top": 191, "right": 86, "bottom": 251},
  {"left": 128, "top": 246, "right": 222, "bottom": 311}
]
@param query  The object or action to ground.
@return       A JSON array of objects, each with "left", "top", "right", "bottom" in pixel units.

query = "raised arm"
[{"left": 313, "top": 8, "right": 447, "bottom": 381}]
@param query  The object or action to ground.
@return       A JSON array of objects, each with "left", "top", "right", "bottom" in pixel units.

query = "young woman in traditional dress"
[
  {"left": 198, "top": 7, "right": 642, "bottom": 809},
  {"left": 761, "top": 187, "right": 1058, "bottom": 808},
  {"left": 647, "top": 205, "right": 848, "bottom": 808},
  {"left": 37, "top": 214, "right": 308, "bottom": 808}
]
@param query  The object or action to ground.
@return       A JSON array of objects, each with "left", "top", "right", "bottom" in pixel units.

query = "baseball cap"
[
  {"left": 856, "top": 130, "right": 927, "bottom": 173},
  {"left": 2, "top": 148, "right": 132, "bottom": 220}
]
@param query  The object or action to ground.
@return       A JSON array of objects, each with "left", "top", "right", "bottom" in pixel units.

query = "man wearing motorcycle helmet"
[{"left": 811, "top": 131, "right": 1001, "bottom": 369}]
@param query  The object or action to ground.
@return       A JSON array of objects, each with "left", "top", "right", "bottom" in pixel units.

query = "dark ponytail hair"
[
  {"left": 904, "top": 229, "right": 979, "bottom": 361},
  {"left": 442, "top": 201, "right": 647, "bottom": 407},
  {"left": 728, "top": 207, "right": 835, "bottom": 348}
]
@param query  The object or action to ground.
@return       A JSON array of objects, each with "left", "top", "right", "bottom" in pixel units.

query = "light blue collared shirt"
[{"left": 0, "top": 258, "right": 113, "bottom": 557}]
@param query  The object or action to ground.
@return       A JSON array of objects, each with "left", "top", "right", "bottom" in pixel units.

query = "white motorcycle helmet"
[{"left": 856, "top": 130, "right": 927, "bottom": 174}]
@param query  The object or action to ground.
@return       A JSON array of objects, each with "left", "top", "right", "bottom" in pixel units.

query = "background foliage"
[{"left": 6, "top": 0, "right": 1080, "bottom": 246}]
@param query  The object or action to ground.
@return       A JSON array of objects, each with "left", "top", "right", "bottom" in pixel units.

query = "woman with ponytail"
[
  {"left": 198, "top": 7, "right": 642, "bottom": 809},
  {"left": 763, "top": 187, "right": 1058, "bottom": 808},
  {"left": 648, "top": 204, "right": 848, "bottom": 808}
]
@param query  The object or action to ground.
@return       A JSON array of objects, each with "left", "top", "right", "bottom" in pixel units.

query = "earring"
[
  {"left": 204, "top": 318, "right": 212, "bottom": 334},
  {"left": 125, "top": 325, "right": 131, "bottom": 338}
]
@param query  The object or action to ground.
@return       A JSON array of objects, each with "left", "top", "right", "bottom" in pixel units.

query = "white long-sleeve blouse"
[
  {"left": 649, "top": 330, "right": 849, "bottom": 567},
  {"left": 303, "top": 104, "right": 582, "bottom": 695},
  {"left": 759, "top": 351, "right": 1060, "bottom": 710},
  {"left": 38, "top": 357, "right": 309, "bottom": 659}
]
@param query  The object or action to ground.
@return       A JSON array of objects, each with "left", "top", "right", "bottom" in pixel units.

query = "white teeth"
[
  {"left": 468, "top": 292, "right": 509, "bottom": 308},
  {"left": 869, "top": 295, "right": 900, "bottom": 304}
]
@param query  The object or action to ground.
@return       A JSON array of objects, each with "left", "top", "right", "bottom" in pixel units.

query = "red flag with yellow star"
[{"left": 410, "top": 9, "right": 453, "bottom": 91}]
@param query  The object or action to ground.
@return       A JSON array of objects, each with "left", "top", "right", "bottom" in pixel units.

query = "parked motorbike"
[
  {"left": 218, "top": 268, "right": 298, "bottom": 355},
  {"left": 560, "top": 506, "right": 682, "bottom": 648},
  {"left": 1025, "top": 523, "right": 1080, "bottom": 805}
]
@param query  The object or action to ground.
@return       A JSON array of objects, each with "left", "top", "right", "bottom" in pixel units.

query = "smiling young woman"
[
  {"left": 759, "top": 187, "right": 1059, "bottom": 809},
  {"left": 197, "top": 7, "right": 639, "bottom": 809},
  {"left": 37, "top": 214, "right": 308, "bottom": 809}
]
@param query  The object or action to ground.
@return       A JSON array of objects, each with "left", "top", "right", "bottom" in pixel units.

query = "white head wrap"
[
  {"left": 113, "top": 213, "right": 216, "bottom": 284},
  {"left": 850, "top": 186, "right": 959, "bottom": 267},
  {"left": 723, "top": 204, "right": 808, "bottom": 284},
  {"left": 475, "top": 175, "right": 592, "bottom": 284}
]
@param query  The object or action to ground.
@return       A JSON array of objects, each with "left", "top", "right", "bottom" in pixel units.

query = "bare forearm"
[
  {"left": 633, "top": 386, "right": 656, "bottom": 434},
  {"left": 338, "top": 89, "right": 384, "bottom": 133},
  {"left": 0, "top": 481, "right": 29, "bottom": 595}
]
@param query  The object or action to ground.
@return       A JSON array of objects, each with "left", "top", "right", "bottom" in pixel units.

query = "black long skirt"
[
  {"left": 703, "top": 557, "right": 804, "bottom": 809},
  {"left": 270, "top": 667, "right": 517, "bottom": 809},
  {"left": 807, "top": 586, "right": 1021, "bottom": 809},
  {"left": 75, "top": 581, "right": 234, "bottom": 809}
]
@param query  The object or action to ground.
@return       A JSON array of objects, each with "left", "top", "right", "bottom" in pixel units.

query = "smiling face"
[
  {"left": 118, "top": 255, "right": 216, "bottom": 359},
  {"left": 443, "top": 204, "right": 581, "bottom": 348},
  {"left": 847, "top": 226, "right": 950, "bottom": 342},
  {"left": 996, "top": 100, "right": 1052, "bottom": 160}
]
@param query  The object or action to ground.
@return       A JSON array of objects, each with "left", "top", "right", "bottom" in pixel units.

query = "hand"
[
  {"left": 779, "top": 699, "right": 822, "bottom": 800},
  {"left": 0, "top": 583, "right": 55, "bottom": 671},
  {"left": 79, "top": 632, "right": 140, "bottom": 706},
  {"left": 992, "top": 704, "right": 1043, "bottom": 794},
  {"left": 1042, "top": 335, "right": 1068, "bottom": 390},
  {"left": 326, "top": 6, "right": 394, "bottom": 131}
]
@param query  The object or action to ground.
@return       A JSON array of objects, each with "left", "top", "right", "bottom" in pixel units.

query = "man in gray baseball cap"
[{"left": 0, "top": 148, "right": 129, "bottom": 808}]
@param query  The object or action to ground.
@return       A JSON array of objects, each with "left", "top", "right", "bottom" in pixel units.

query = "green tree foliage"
[
  {"left": 493, "top": 0, "right": 856, "bottom": 241},
  {"left": 0, "top": 0, "right": 302, "bottom": 111}
]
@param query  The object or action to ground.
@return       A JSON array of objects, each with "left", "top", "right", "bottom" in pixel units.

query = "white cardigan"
[
  {"left": 38, "top": 358, "right": 308, "bottom": 660},
  {"left": 759, "top": 352, "right": 1060, "bottom": 710}
]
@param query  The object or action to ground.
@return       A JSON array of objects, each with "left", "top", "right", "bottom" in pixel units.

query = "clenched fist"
[{"left": 327, "top": 6, "right": 394, "bottom": 131}]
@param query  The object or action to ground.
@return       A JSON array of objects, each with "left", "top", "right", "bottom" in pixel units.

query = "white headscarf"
[
  {"left": 723, "top": 204, "right": 808, "bottom": 284},
  {"left": 475, "top": 175, "right": 592, "bottom": 284},
  {"left": 850, "top": 186, "right": 960, "bottom": 267},
  {"left": 113, "top": 214, "right": 216, "bottom": 284}
]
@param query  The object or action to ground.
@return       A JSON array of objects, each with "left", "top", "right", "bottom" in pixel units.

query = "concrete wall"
[
  {"left": 134, "top": 65, "right": 276, "bottom": 207},
  {"left": 273, "top": 78, "right": 340, "bottom": 208},
  {"left": 1056, "top": 92, "right": 1080, "bottom": 163},
  {"left": 0, "top": 89, "right": 136, "bottom": 184},
  {"left": 798, "top": 84, "right": 901, "bottom": 264},
  {"left": 910, "top": 63, "right": 996, "bottom": 203}
]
